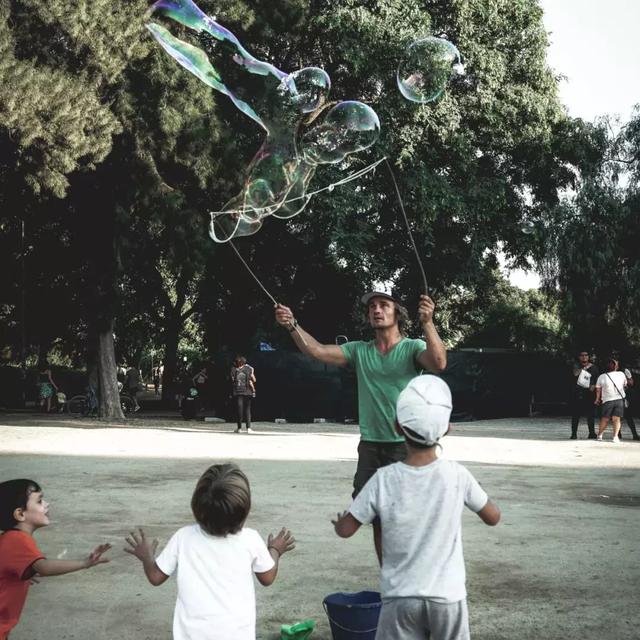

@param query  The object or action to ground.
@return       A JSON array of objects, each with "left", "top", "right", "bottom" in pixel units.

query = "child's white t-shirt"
[
  {"left": 349, "top": 459, "right": 488, "bottom": 603},
  {"left": 156, "top": 524, "right": 274, "bottom": 640}
]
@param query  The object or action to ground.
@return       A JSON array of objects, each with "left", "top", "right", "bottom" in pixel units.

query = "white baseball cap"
[
  {"left": 396, "top": 375, "right": 452, "bottom": 446},
  {"left": 361, "top": 291, "right": 401, "bottom": 306}
]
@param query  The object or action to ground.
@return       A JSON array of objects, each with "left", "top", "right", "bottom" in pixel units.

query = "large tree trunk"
[
  {"left": 97, "top": 320, "right": 124, "bottom": 419},
  {"left": 161, "top": 320, "right": 180, "bottom": 406}
]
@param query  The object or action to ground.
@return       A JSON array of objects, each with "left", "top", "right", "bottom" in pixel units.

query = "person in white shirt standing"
[
  {"left": 332, "top": 375, "right": 500, "bottom": 640},
  {"left": 124, "top": 464, "right": 295, "bottom": 640},
  {"left": 595, "top": 358, "right": 628, "bottom": 443}
]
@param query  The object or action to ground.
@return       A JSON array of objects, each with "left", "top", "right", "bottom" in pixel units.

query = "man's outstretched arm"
[{"left": 275, "top": 304, "right": 348, "bottom": 366}]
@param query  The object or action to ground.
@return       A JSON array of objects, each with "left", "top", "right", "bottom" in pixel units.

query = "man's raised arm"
[
  {"left": 275, "top": 304, "right": 348, "bottom": 367},
  {"left": 415, "top": 295, "right": 447, "bottom": 373}
]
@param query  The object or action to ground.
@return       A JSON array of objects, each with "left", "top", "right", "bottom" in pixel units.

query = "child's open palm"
[
  {"left": 267, "top": 527, "right": 295, "bottom": 557},
  {"left": 84, "top": 543, "right": 112, "bottom": 568},
  {"left": 124, "top": 528, "right": 158, "bottom": 562}
]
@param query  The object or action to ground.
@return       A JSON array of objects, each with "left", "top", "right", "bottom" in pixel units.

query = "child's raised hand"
[
  {"left": 124, "top": 528, "right": 158, "bottom": 562},
  {"left": 331, "top": 511, "right": 349, "bottom": 530},
  {"left": 267, "top": 527, "right": 295, "bottom": 557},
  {"left": 84, "top": 543, "right": 112, "bottom": 568}
]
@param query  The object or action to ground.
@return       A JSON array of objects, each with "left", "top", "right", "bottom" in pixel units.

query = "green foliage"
[
  {"left": 2, "top": 0, "right": 601, "bottom": 376},
  {"left": 448, "top": 269, "right": 563, "bottom": 351},
  {"left": 539, "top": 111, "right": 640, "bottom": 354}
]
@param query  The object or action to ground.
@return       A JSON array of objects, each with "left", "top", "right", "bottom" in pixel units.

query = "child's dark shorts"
[
  {"left": 352, "top": 439, "right": 406, "bottom": 498},
  {"left": 375, "top": 597, "right": 470, "bottom": 640}
]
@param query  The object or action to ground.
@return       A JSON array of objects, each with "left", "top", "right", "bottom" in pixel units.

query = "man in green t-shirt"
[{"left": 275, "top": 291, "right": 447, "bottom": 562}]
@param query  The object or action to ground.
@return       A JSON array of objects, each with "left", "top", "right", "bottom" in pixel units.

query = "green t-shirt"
[{"left": 340, "top": 337, "right": 427, "bottom": 442}]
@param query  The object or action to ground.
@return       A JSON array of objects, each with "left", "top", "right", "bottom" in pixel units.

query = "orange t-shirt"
[{"left": 0, "top": 530, "right": 45, "bottom": 639}]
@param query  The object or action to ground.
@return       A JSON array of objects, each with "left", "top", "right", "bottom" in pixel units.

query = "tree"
[
  {"left": 539, "top": 109, "right": 640, "bottom": 354},
  {"left": 192, "top": 0, "right": 574, "bottom": 350},
  {"left": 2, "top": 0, "right": 591, "bottom": 404}
]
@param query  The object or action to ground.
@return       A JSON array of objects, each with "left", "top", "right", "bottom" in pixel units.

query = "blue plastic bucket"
[{"left": 322, "top": 591, "right": 381, "bottom": 640}]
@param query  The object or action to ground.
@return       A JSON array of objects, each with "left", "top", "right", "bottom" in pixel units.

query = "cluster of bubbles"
[
  {"left": 145, "top": 0, "right": 380, "bottom": 242},
  {"left": 146, "top": 1, "right": 461, "bottom": 242},
  {"left": 397, "top": 37, "right": 464, "bottom": 103}
]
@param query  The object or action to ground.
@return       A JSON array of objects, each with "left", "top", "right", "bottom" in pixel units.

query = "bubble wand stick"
[
  {"left": 226, "top": 238, "right": 309, "bottom": 346},
  {"left": 384, "top": 158, "right": 429, "bottom": 296}
]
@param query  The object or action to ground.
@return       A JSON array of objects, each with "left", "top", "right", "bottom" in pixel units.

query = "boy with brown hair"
[{"left": 125, "top": 463, "right": 294, "bottom": 640}]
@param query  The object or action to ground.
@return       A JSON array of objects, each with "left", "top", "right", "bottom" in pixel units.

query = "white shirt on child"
[
  {"left": 349, "top": 459, "right": 488, "bottom": 603},
  {"left": 156, "top": 524, "right": 275, "bottom": 640},
  {"left": 595, "top": 371, "right": 627, "bottom": 404}
]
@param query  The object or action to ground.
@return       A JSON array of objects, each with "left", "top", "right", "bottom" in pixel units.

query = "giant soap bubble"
[
  {"left": 397, "top": 37, "right": 463, "bottom": 103},
  {"left": 145, "top": 0, "right": 380, "bottom": 242}
]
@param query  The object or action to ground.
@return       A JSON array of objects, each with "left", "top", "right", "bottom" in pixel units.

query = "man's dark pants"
[
  {"left": 621, "top": 397, "right": 640, "bottom": 439},
  {"left": 352, "top": 440, "right": 406, "bottom": 498},
  {"left": 571, "top": 394, "right": 596, "bottom": 438}
]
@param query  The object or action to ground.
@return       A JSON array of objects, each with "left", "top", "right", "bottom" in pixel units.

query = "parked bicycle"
[{"left": 67, "top": 387, "right": 136, "bottom": 417}]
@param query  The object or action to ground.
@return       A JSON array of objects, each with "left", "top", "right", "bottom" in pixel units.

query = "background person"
[
  {"left": 570, "top": 349, "right": 599, "bottom": 439},
  {"left": 153, "top": 364, "right": 162, "bottom": 396},
  {"left": 332, "top": 376, "right": 500, "bottom": 640},
  {"left": 192, "top": 365, "right": 209, "bottom": 410},
  {"left": 618, "top": 361, "right": 640, "bottom": 440},
  {"left": 231, "top": 356, "right": 256, "bottom": 433},
  {"left": 124, "top": 364, "right": 142, "bottom": 412},
  {"left": 275, "top": 290, "right": 447, "bottom": 563},
  {"left": 595, "top": 358, "right": 627, "bottom": 442},
  {"left": 36, "top": 363, "right": 58, "bottom": 413},
  {"left": 124, "top": 463, "right": 294, "bottom": 640}
]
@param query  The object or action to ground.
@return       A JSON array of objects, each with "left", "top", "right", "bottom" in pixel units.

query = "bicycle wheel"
[
  {"left": 120, "top": 394, "right": 135, "bottom": 415},
  {"left": 68, "top": 395, "right": 88, "bottom": 417}
]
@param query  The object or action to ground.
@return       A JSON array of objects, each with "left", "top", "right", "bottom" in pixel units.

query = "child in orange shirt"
[{"left": 0, "top": 479, "right": 111, "bottom": 639}]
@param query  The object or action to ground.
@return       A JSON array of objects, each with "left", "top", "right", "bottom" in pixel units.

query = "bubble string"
[
  {"left": 222, "top": 232, "right": 309, "bottom": 345},
  {"left": 209, "top": 157, "right": 386, "bottom": 217},
  {"left": 225, "top": 237, "right": 277, "bottom": 305},
  {"left": 383, "top": 157, "right": 429, "bottom": 296}
]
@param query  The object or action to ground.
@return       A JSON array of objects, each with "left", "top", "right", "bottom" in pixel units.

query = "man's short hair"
[
  {"left": 0, "top": 479, "right": 41, "bottom": 531},
  {"left": 191, "top": 464, "right": 251, "bottom": 536}
]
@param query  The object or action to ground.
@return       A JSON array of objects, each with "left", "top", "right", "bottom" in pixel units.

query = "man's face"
[
  {"left": 368, "top": 297, "right": 397, "bottom": 330},
  {"left": 578, "top": 352, "right": 590, "bottom": 366}
]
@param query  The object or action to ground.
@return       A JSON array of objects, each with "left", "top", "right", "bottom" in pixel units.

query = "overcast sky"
[{"left": 507, "top": 0, "right": 639, "bottom": 289}]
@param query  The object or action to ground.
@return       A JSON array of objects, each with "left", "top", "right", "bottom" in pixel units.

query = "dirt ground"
[{"left": 1, "top": 413, "right": 639, "bottom": 640}]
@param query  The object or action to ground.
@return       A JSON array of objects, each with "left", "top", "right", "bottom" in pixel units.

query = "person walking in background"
[
  {"left": 595, "top": 358, "right": 627, "bottom": 442},
  {"left": 231, "top": 356, "right": 256, "bottom": 433},
  {"left": 618, "top": 360, "right": 640, "bottom": 440},
  {"left": 36, "top": 363, "right": 58, "bottom": 413},
  {"left": 124, "top": 364, "right": 142, "bottom": 413},
  {"left": 153, "top": 365, "right": 161, "bottom": 396},
  {"left": 192, "top": 365, "right": 209, "bottom": 409},
  {"left": 570, "top": 350, "right": 599, "bottom": 439}
]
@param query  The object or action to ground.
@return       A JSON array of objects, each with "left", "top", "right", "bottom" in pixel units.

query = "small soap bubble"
[
  {"left": 397, "top": 37, "right": 462, "bottom": 103},
  {"left": 521, "top": 221, "right": 536, "bottom": 235}
]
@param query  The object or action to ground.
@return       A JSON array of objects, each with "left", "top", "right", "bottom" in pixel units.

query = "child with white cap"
[{"left": 332, "top": 375, "right": 501, "bottom": 640}]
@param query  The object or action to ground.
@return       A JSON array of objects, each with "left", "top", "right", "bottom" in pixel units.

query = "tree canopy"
[{"left": 3, "top": 0, "right": 634, "bottom": 413}]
